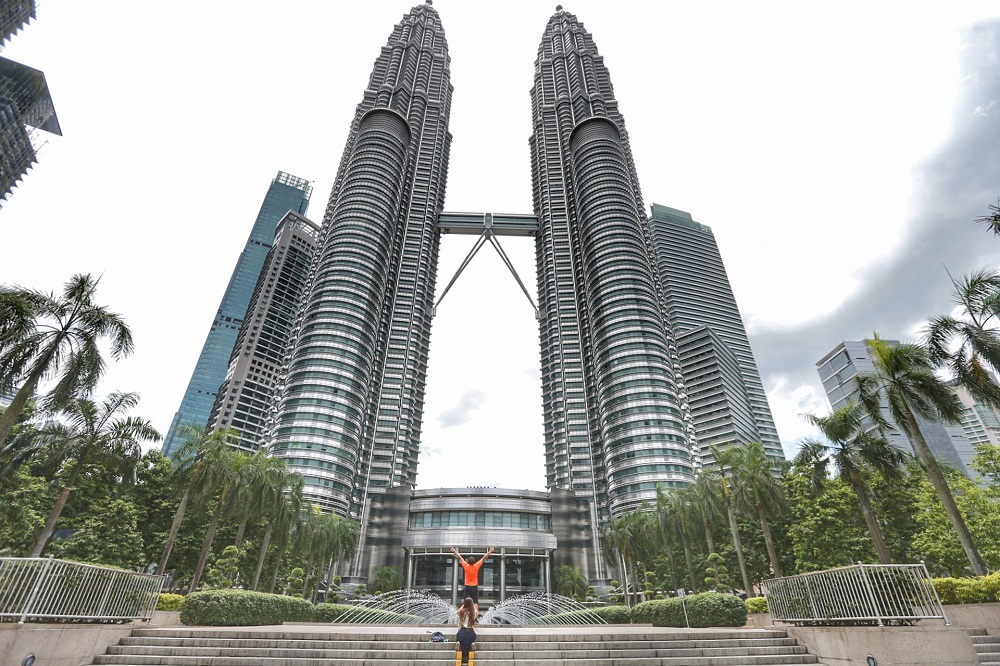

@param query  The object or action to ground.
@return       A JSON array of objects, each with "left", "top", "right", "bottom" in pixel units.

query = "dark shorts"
[{"left": 462, "top": 584, "right": 479, "bottom": 604}]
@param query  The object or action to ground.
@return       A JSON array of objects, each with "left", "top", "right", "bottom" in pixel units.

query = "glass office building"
[{"left": 162, "top": 171, "right": 312, "bottom": 457}]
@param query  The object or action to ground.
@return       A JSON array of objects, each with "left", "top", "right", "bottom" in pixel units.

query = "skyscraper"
[
  {"left": 529, "top": 9, "right": 694, "bottom": 521},
  {"left": 209, "top": 210, "right": 320, "bottom": 451},
  {"left": 269, "top": 3, "right": 453, "bottom": 516},
  {"left": 270, "top": 4, "right": 698, "bottom": 528},
  {"left": 162, "top": 171, "right": 312, "bottom": 457},
  {"left": 648, "top": 204, "right": 783, "bottom": 468}
]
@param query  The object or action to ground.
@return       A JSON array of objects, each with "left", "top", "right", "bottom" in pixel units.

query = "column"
[{"left": 499, "top": 548, "right": 507, "bottom": 602}]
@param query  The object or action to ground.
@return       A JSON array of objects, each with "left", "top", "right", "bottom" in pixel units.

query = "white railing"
[
  {"left": 761, "top": 562, "right": 947, "bottom": 626},
  {"left": 0, "top": 557, "right": 165, "bottom": 623}
]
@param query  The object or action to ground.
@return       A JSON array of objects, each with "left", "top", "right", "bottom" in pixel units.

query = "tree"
[
  {"left": 710, "top": 446, "right": 754, "bottom": 596},
  {"left": 0, "top": 391, "right": 159, "bottom": 557},
  {"left": 0, "top": 274, "right": 134, "bottom": 445},
  {"left": 189, "top": 444, "right": 251, "bottom": 590},
  {"left": 372, "top": 565, "right": 403, "bottom": 595},
  {"left": 727, "top": 442, "right": 786, "bottom": 578},
  {"left": 554, "top": 564, "right": 588, "bottom": 599},
  {"left": 254, "top": 472, "right": 304, "bottom": 591},
  {"left": 974, "top": 198, "right": 1000, "bottom": 236},
  {"left": 704, "top": 552, "right": 732, "bottom": 593},
  {"left": 854, "top": 334, "right": 988, "bottom": 575},
  {"left": 156, "top": 426, "right": 240, "bottom": 576},
  {"left": 799, "top": 401, "right": 906, "bottom": 563},
  {"left": 656, "top": 487, "right": 697, "bottom": 592},
  {"left": 924, "top": 267, "right": 1000, "bottom": 408}
]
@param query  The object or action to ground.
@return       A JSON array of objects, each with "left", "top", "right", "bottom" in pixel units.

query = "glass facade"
[
  {"left": 162, "top": 172, "right": 311, "bottom": 457},
  {"left": 529, "top": 10, "right": 694, "bottom": 522},
  {"left": 649, "top": 204, "right": 784, "bottom": 468}
]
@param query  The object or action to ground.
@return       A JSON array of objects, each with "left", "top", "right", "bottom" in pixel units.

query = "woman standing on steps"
[{"left": 455, "top": 596, "right": 478, "bottom": 666}]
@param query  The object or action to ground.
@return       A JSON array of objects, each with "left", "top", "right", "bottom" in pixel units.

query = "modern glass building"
[
  {"left": 208, "top": 210, "right": 320, "bottom": 451},
  {"left": 648, "top": 204, "right": 784, "bottom": 468},
  {"left": 816, "top": 340, "right": 974, "bottom": 476},
  {"left": 162, "top": 171, "right": 312, "bottom": 457}
]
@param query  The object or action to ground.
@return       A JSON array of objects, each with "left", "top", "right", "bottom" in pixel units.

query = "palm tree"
[
  {"left": 799, "top": 401, "right": 906, "bottom": 564},
  {"left": 656, "top": 487, "right": 697, "bottom": 592},
  {"left": 601, "top": 512, "right": 651, "bottom": 606},
  {"left": 156, "top": 425, "right": 240, "bottom": 576},
  {"left": 0, "top": 274, "right": 134, "bottom": 445},
  {"left": 855, "top": 334, "right": 987, "bottom": 576},
  {"left": 554, "top": 565, "right": 588, "bottom": 599},
  {"left": 686, "top": 473, "right": 723, "bottom": 554},
  {"left": 710, "top": 445, "right": 754, "bottom": 597},
  {"left": 252, "top": 470, "right": 303, "bottom": 591},
  {"left": 924, "top": 267, "right": 1000, "bottom": 408},
  {"left": 0, "top": 391, "right": 159, "bottom": 557},
  {"left": 974, "top": 198, "right": 1000, "bottom": 236},
  {"left": 724, "top": 442, "right": 786, "bottom": 578},
  {"left": 189, "top": 445, "right": 251, "bottom": 591}
]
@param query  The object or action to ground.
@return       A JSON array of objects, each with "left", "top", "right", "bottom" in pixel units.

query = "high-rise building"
[
  {"left": 0, "top": 0, "right": 60, "bottom": 208},
  {"left": 950, "top": 381, "right": 1000, "bottom": 450},
  {"left": 162, "top": 171, "right": 312, "bottom": 457},
  {"left": 269, "top": 4, "right": 453, "bottom": 516},
  {"left": 816, "top": 340, "right": 975, "bottom": 476},
  {"left": 208, "top": 210, "right": 320, "bottom": 452},
  {"left": 270, "top": 4, "right": 698, "bottom": 531},
  {"left": 648, "top": 204, "right": 783, "bottom": 469}
]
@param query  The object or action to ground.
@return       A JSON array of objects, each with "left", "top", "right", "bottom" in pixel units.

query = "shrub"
[
  {"left": 314, "top": 603, "right": 354, "bottom": 622},
  {"left": 180, "top": 589, "right": 315, "bottom": 626},
  {"left": 745, "top": 596, "right": 768, "bottom": 614},
  {"left": 156, "top": 593, "right": 185, "bottom": 612},
  {"left": 932, "top": 574, "right": 1000, "bottom": 605},
  {"left": 632, "top": 592, "right": 746, "bottom": 628},
  {"left": 591, "top": 605, "right": 631, "bottom": 624}
]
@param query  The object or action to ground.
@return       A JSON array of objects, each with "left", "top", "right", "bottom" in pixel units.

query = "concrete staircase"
[
  {"left": 93, "top": 625, "right": 826, "bottom": 665},
  {"left": 972, "top": 630, "right": 1000, "bottom": 665}
]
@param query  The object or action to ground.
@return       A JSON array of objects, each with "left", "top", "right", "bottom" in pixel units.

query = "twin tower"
[{"left": 250, "top": 3, "right": 779, "bottom": 527}]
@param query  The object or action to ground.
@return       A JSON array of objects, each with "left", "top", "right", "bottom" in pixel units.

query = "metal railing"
[
  {"left": 761, "top": 562, "right": 947, "bottom": 626},
  {"left": 0, "top": 557, "right": 165, "bottom": 623}
]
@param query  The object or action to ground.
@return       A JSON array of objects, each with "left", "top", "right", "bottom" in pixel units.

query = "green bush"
[
  {"left": 314, "top": 603, "right": 354, "bottom": 622},
  {"left": 180, "top": 589, "right": 315, "bottom": 626},
  {"left": 632, "top": 592, "right": 746, "bottom": 628},
  {"left": 932, "top": 574, "right": 1000, "bottom": 605},
  {"left": 590, "top": 605, "right": 631, "bottom": 624},
  {"left": 155, "top": 593, "right": 185, "bottom": 612},
  {"left": 745, "top": 596, "right": 768, "bottom": 614}
]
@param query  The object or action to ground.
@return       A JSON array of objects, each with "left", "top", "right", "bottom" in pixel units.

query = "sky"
[{"left": 1, "top": 1, "right": 999, "bottom": 492}]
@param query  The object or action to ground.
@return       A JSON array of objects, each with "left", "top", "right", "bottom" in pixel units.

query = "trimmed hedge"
[
  {"left": 589, "top": 605, "right": 632, "bottom": 624},
  {"left": 932, "top": 573, "right": 1000, "bottom": 605},
  {"left": 532, "top": 606, "right": 631, "bottom": 624},
  {"left": 314, "top": 603, "right": 419, "bottom": 624},
  {"left": 156, "top": 593, "right": 185, "bottom": 612},
  {"left": 745, "top": 596, "right": 768, "bottom": 614},
  {"left": 180, "top": 589, "right": 315, "bottom": 626},
  {"left": 314, "top": 603, "right": 354, "bottom": 622},
  {"left": 632, "top": 592, "right": 747, "bottom": 628}
]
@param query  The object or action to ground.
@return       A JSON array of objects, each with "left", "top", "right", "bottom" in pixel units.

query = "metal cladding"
[
  {"left": 270, "top": 4, "right": 452, "bottom": 516},
  {"left": 529, "top": 9, "right": 695, "bottom": 520}
]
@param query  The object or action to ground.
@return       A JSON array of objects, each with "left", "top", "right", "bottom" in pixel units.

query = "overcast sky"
[{"left": 1, "top": 1, "right": 998, "bottom": 492}]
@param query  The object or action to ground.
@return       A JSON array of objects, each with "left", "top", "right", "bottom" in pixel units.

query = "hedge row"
[
  {"left": 533, "top": 605, "right": 632, "bottom": 624},
  {"left": 631, "top": 593, "right": 747, "bottom": 628},
  {"left": 932, "top": 573, "right": 1000, "bottom": 605},
  {"left": 179, "top": 590, "right": 315, "bottom": 626},
  {"left": 174, "top": 590, "right": 749, "bottom": 627},
  {"left": 155, "top": 593, "right": 185, "bottom": 612}
]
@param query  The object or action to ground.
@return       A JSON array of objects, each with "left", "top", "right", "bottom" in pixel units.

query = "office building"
[
  {"left": 208, "top": 210, "right": 320, "bottom": 451},
  {"left": 648, "top": 204, "right": 783, "bottom": 469},
  {"left": 0, "top": 0, "right": 59, "bottom": 207},
  {"left": 817, "top": 340, "right": 975, "bottom": 475},
  {"left": 269, "top": 4, "right": 697, "bottom": 543},
  {"left": 162, "top": 171, "right": 312, "bottom": 457}
]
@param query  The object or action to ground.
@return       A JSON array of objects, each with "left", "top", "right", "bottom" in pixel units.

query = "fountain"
[{"left": 331, "top": 590, "right": 607, "bottom": 625}]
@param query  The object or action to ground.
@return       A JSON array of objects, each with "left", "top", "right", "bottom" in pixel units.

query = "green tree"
[
  {"left": 974, "top": 198, "right": 1000, "bottom": 236},
  {"left": 704, "top": 552, "right": 731, "bottom": 593},
  {"left": 798, "top": 400, "right": 906, "bottom": 563},
  {"left": 189, "top": 444, "right": 251, "bottom": 590},
  {"left": 656, "top": 487, "right": 698, "bottom": 592},
  {"left": 47, "top": 497, "right": 145, "bottom": 568},
  {"left": 972, "top": 442, "right": 1000, "bottom": 487},
  {"left": 372, "top": 565, "right": 403, "bottom": 595},
  {"left": 1, "top": 391, "right": 159, "bottom": 557},
  {"left": 855, "top": 334, "right": 987, "bottom": 575},
  {"left": 554, "top": 564, "right": 588, "bottom": 599},
  {"left": 708, "top": 447, "right": 754, "bottom": 597},
  {"left": 156, "top": 426, "right": 240, "bottom": 576},
  {"left": 205, "top": 545, "right": 242, "bottom": 589},
  {"left": 924, "top": 267, "right": 1000, "bottom": 408},
  {"left": 0, "top": 274, "right": 134, "bottom": 445}
]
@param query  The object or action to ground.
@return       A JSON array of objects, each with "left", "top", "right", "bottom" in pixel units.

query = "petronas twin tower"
[{"left": 269, "top": 3, "right": 719, "bottom": 526}]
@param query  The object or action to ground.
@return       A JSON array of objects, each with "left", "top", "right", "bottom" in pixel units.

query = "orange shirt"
[{"left": 460, "top": 558, "right": 484, "bottom": 586}]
